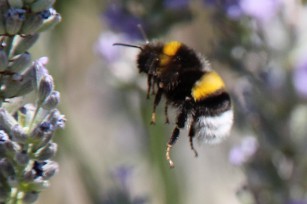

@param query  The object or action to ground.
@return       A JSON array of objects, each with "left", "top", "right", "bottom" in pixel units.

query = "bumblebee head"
[
  {"left": 136, "top": 43, "right": 163, "bottom": 74},
  {"left": 112, "top": 42, "right": 162, "bottom": 74}
]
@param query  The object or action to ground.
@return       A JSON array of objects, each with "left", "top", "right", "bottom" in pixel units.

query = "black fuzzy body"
[{"left": 132, "top": 41, "right": 233, "bottom": 167}]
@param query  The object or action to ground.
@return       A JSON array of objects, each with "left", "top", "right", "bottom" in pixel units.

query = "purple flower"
[
  {"left": 37, "top": 56, "right": 49, "bottom": 66},
  {"left": 293, "top": 57, "right": 307, "bottom": 98},
  {"left": 112, "top": 166, "right": 133, "bottom": 190},
  {"left": 203, "top": 0, "right": 281, "bottom": 21},
  {"left": 94, "top": 32, "right": 124, "bottom": 63},
  {"left": 103, "top": 4, "right": 143, "bottom": 40},
  {"left": 6, "top": 8, "right": 26, "bottom": 20},
  {"left": 240, "top": 0, "right": 281, "bottom": 22},
  {"left": 203, "top": 0, "right": 242, "bottom": 19},
  {"left": 164, "top": 0, "right": 190, "bottom": 9},
  {"left": 229, "top": 146, "right": 246, "bottom": 165},
  {"left": 229, "top": 136, "right": 258, "bottom": 166},
  {"left": 287, "top": 200, "right": 307, "bottom": 204}
]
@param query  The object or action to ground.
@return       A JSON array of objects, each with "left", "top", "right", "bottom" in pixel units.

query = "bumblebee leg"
[
  {"left": 146, "top": 75, "right": 152, "bottom": 99},
  {"left": 166, "top": 109, "right": 187, "bottom": 168},
  {"left": 151, "top": 88, "right": 163, "bottom": 124},
  {"left": 151, "top": 78, "right": 156, "bottom": 95},
  {"left": 188, "top": 121, "right": 198, "bottom": 157},
  {"left": 164, "top": 101, "right": 170, "bottom": 124},
  {"left": 166, "top": 127, "right": 179, "bottom": 168}
]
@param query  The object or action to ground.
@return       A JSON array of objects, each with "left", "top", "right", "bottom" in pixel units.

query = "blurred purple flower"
[
  {"left": 203, "top": 0, "right": 242, "bottom": 19},
  {"left": 229, "top": 136, "right": 258, "bottom": 166},
  {"left": 287, "top": 200, "right": 307, "bottom": 204},
  {"left": 112, "top": 166, "right": 133, "bottom": 190},
  {"left": 37, "top": 56, "right": 49, "bottom": 66},
  {"left": 293, "top": 57, "right": 307, "bottom": 98},
  {"left": 226, "top": 5, "right": 242, "bottom": 19},
  {"left": 103, "top": 4, "right": 143, "bottom": 40},
  {"left": 240, "top": 0, "right": 281, "bottom": 22},
  {"left": 164, "top": 0, "right": 190, "bottom": 9},
  {"left": 94, "top": 32, "right": 124, "bottom": 63},
  {"left": 229, "top": 146, "right": 246, "bottom": 165},
  {"left": 203, "top": 0, "right": 217, "bottom": 6},
  {"left": 203, "top": 0, "right": 281, "bottom": 21}
]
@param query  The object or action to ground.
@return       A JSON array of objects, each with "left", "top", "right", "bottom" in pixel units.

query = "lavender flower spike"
[{"left": 0, "top": 0, "right": 65, "bottom": 203}]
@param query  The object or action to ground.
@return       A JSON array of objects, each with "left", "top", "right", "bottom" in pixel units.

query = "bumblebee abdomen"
[
  {"left": 192, "top": 90, "right": 233, "bottom": 144},
  {"left": 194, "top": 109, "right": 233, "bottom": 144}
]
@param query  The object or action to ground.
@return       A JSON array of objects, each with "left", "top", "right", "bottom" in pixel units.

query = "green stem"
[
  {"left": 4, "top": 36, "right": 15, "bottom": 58},
  {"left": 8, "top": 188, "right": 20, "bottom": 204},
  {"left": 27, "top": 104, "right": 40, "bottom": 134}
]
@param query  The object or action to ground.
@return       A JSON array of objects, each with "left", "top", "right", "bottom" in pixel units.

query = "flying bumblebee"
[{"left": 113, "top": 40, "right": 233, "bottom": 168}]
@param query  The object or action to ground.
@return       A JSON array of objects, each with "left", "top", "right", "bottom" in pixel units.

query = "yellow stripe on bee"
[
  {"left": 163, "top": 41, "right": 182, "bottom": 56},
  {"left": 192, "top": 71, "right": 225, "bottom": 101},
  {"left": 160, "top": 41, "right": 182, "bottom": 66}
]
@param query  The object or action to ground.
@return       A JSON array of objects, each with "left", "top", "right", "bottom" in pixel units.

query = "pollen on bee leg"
[
  {"left": 166, "top": 144, "right": 175, "bottom": 168},
  {"left": 150, "top": 112, "right": 156, "bottom": 124}
]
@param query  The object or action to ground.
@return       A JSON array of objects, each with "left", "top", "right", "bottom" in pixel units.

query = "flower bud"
[
  {"left": 38, "top": 13, "right": 61, "bottom": 32},
  {"left": 3, "top": 140, "right": 19, "bottom": 156},
  {"left": 8, "top": 0, "right": 23, "bottom": 8},
  {"left": 40, "top": 9, "right": 52, "bottom": 20},
  {"left": 31, "top": 0, "right": 55, "bottom": 13},
  {"left": 35, "top": 142, "right": 57, "bottom": 160},
  {"left": 0, "top": 108, "right": 18, "bottom": 132},
  {"left": 0, "top": 72, "right": 35, "bottom": 98},
  {"left": 42, "top": 91, "right": 60, "bottom": 110},
  {"left": 5, "top": 65, "right": 37, "bottom": 98},
  {"left": 32, "top": 58, "right": 49, "bottom": 86},
  {"left": 46, "top": 109, "right": 66, "bottom": 129},
  {"left": 5, "top": 8, "right": 26, "bottom": 35},
  {"left": 33, "top": 160, "right": 58, "bottom": 180},
  {"left": 13, "top": 34, "right": 40, "bottom": 55},
  {"left": 23, "top": 170, "right": 36, "bottom": 182},
  {"left": 0, "top": 158, "right": 15, "bottom": 177},
  {"left": 20, "top": 13, "right": 44, "bottom": 35},
  {"left": 15, "top": 151, "right": 29, "bottom": 165},
  {"left": 30, "top": 122, "right": 53, "bottom": 147},
  {"left": 16, "top": 78, "right": 35, "bottom": 97},
  {"left": 8, "top": 52, "right": 32, "bottom": 73},
  {"left": 11, "top": 124, "right": 27, "bottom": 143},
  {"left": 0, "top": 130, "right": 9, "bottom": 156},
  {"left": 38, "top": 74, "right": 54, "bottom": 104},
  {"left": 0, "top": 49, "right": 8, "bottom": 71}
]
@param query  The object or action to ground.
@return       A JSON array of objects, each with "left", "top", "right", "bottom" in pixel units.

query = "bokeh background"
[{"left": 29, "top": 0, "right": 307, "bottom": 203}]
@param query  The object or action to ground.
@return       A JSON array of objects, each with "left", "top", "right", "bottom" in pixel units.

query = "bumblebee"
[{"left": 113, "top": 41, "right": 233, "bottom": 168}]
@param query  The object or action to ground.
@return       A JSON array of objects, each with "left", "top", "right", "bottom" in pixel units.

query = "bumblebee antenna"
[
  {"left": 137, "top": 24, "right": 149, "bottom": 44},
  {"left": 112, "top": 43, "right": 143, "bottom": 50}
]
